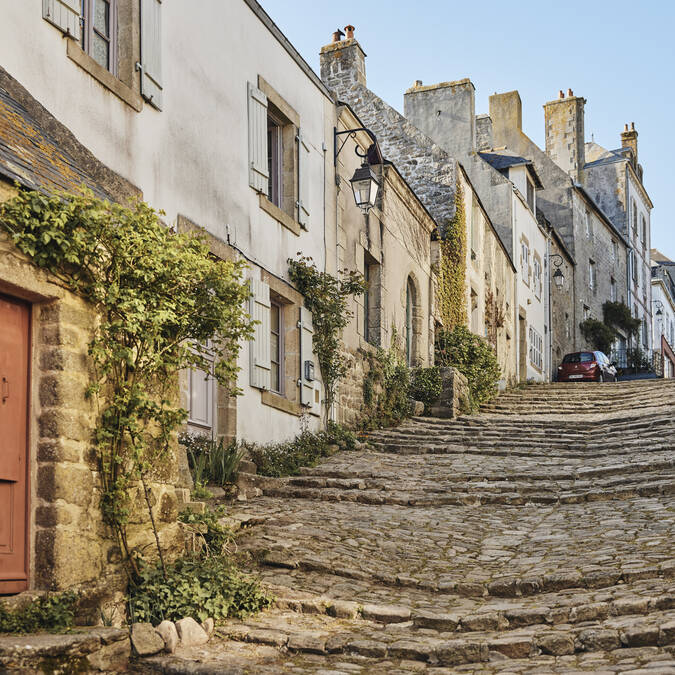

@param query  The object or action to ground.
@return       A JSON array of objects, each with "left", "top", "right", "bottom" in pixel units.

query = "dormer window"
[{"left": 526, "top": 177, "right": 534, "bottom": 211}]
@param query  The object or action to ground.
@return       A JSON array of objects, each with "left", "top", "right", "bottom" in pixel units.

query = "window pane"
[
  {"left": 270, "top": 333, "right": 279, "bottom": 360},
  {"left": 271, "top": 304, "right": 280, "bottom": 333},
  {"left": 94, "top": 0, "right": 110, "bottom": 36},
  {"left": 271, "top": 362, "right": 279, "bottom": 392},
  {"left": 92, "top": 32, "right": 109, "bottom": 69}
]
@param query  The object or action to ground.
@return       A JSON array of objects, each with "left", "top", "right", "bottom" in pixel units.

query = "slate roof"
[
  {"left": 0, "top": 86, "right": 106, "bottom": 197},
  {"left": 478, "top": 151, "right": 544, "bottom": 188},
  {"left": 583, "top": 145, "right": 632, "bottom": 169}
]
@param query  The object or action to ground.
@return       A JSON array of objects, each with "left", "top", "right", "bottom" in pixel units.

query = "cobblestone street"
[{"left": 145, "top": 380, "right": 675, "bottom": 673}]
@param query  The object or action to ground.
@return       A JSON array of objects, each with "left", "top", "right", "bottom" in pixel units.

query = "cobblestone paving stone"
[{"left": 143, "top": 380, "right": 675, "bottom": 673}]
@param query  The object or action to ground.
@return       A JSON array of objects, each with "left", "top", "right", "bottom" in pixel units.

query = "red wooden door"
[{"left": 0, "top": 296, "right": 30, "bottom": 594}]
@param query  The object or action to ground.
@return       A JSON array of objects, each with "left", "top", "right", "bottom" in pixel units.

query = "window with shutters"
[
  {"left": 43, "top": 0, "right": 150, "bottom": 112},
  {"left": 248, "top": 76, "right": 306, "bottom": 236},
  {"left": 589, "top": 259, "right": 596, "bottom": 292},
  {"left": 520, "top": 241, "right": 530, "bottom": 285}
]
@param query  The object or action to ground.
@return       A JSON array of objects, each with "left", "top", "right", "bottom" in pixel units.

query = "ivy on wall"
[
  {"left": 0, "top": 188, "right": 253, "bottom": 578},
  {"left": 436, "top": 179, "right": 467, "bottom": 330}
]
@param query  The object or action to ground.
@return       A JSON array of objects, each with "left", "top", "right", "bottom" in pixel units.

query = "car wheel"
[{"left": 598, "top": 373, "right": 604, "bottom": 383}]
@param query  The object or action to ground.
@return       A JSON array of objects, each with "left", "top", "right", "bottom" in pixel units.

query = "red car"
[{"left": 557, "top": 351, "right": 618, "bottom": 383}]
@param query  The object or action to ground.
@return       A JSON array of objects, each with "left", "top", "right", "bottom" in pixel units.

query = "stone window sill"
[
  {"left": 259, "top": 194, "right": 300, "bottom": 236},
  {"left": 67, "top": 39, "right": 143, "bottom": 112},
  {"left": 261, "top": 390, "right": 302, "bottom": 416}
]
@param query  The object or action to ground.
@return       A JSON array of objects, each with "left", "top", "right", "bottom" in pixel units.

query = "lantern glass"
[
  {"left": 553, "top": 267, "right": 564, "bottom": 289},
  {"left": 350, "top": 164, "right": 379, "bottom": 214}
]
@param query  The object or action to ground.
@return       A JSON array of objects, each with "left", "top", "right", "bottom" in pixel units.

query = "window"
[
  {"left": 521, "top": 242, "right": 530, "bottom": 284},
  {"left": 640, "top": 214, "right": 647, "bottom": 248},
  {"left": 529, "top": 325, "right": 543, "bottom": 370},
  {"left": 526, "top": 178, "right": 534, "bottom": 212},
  {"left": 589, "top": 259, "right": 596, "bottom": 291},
  {"left": 642, "top": 319, "right": 649, "bottom": 347},
  {"left": 583, "top": 305, "right": 590, "bottom": 321},
  {"left": 533, "top": 258, "right": 542, "bottom": 298},
  {"left": 611, "top": 240, "right": 618, "bottom": 263},
  {"left": 270, "top": 301, "right": 282, "bottom": 393},
  {"left": 470, "top": 198, "right": 481, "bottom": 257},
  {"left": 188, "top": 341, "right": 214, "bottom": 436},
  {"left": 632, "top": 199, "right": 638, "bottom": 239},
  {"left": 585, "top": 210, "right": 592, "bottom": 240},
  {"left": 267, "top": 113, "right": 283, "bottom": 207},
  {"left": 565, "top": 313, "right": 570, "bottom": 339},
  {"left": 610, "top": 277, "right": 617, "bottom": 302},
  {"left": 631, "top": 250, "right": 638, "bottom": 284},
  {"left": 79, "top": 0, "right": 117, "bottom": 73},
  {"left": 405, "top": 277, "right": 417, "bottom": 367}
]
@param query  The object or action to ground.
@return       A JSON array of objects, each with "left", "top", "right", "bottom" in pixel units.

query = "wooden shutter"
[
  {"left": 42, "top": 0, "right": 80, "bottom": 36},
  {"left": 140, "top": 0, "right": 163, "bottom": 110},
  {"left": 249, "top": 279, "right": 271, "bottom": 390},
  {"left": 296, "top": 128, "right": 311, "bottom": 228},
  {"left": 248, "top": 82, "right": 269, "bottom": 194},
  {"left": 299, "top": 307, "right": 316, "bottom": 407}
]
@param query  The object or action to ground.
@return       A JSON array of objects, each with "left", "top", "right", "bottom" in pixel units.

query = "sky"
[{"left": 260, "top": 0, "right": 674, "bottom": 258}]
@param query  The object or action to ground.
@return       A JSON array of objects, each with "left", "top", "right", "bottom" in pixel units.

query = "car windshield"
[{"left": 562, "top": 352, "right": 595, "bottom": 364}]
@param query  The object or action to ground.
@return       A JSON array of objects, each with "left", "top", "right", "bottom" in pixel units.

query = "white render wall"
[{"left": 0, "top": 0, "right": 337, "bottom": 442}]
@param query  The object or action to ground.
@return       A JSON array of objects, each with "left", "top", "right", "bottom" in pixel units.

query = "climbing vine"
[
  {"left": 484, "top": 289, "right": 505, "bottom": 348},
  {"left": 436, "top": 179, "right": 467, "bottom": 330},
  {"left": 288, "top": 255, "right": 366, "bottom": 416},
  {"left": 0, "top": 188, "right": 253, "bottom": 578}
]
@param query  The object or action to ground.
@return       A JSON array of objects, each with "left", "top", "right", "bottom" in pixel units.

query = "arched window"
[{"left": 406, "top": 276, "right": 415, "bottom": 366}]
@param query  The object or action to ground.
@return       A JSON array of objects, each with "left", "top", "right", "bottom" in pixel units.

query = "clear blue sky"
[{"left": 260, "top": 0, "right": 674, "bottom": 258}]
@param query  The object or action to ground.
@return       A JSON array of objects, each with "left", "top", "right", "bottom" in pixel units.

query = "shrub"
[
  {"left": 127, "top": 556, "right": 271, "bottom": 625},
  {"left": 409, "top": 366, "right": 442, "bottom": 414},
  {"left": 0, "top": 592, "right": 77, "bottom": 634},
  {"left": 178, "top": 506, "right": 235, "bottom": 556},
  {"left": 360, "top": 340, "right": 410, "bottom": 429},
  {"left": 179, "top": 433, "right": 245, "bottom": 488},
  {"left": 603, "top": 301, "right": 641, "bottom": 336},
  {"left": 436, "top": 325, "right": 500, "bottom": 409},
  {"left": 579, "top": 318, "right": 616, "bottom": 354},
  {"left": 627, "top": 346, "right": 651, "bottom": 371},
  {"left": 248, "top": 423, "right": 357, "bottom": 478}
]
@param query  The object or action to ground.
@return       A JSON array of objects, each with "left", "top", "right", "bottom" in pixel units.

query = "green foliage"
[
  {"left": 0, "top": 593, "right": 77, "bottom": 634},
  {"left": 436, "top": 325, "right": 500, "bottom": 409},
  {"left": 627, "top": 346, "right": 651, "bottom": 371},
  {"left": 127, "top": 555, "right": 271, "bottom": 625},
  {"left": 288, "top": 255, "right": 366, "bottom": 414},
  {"left": 361, "top": 337, "right": 410, "bottom": 429},
  {"left": 603, "top": 301, "right": 641, "bottom": 336},
  {"left": 179, "top": 433, "right": 245, "bottom": 487},
  {"left": 437, "top": 180, "right": 467, "bottom": 330},
  {"left": 0, "top": 188, "right": 253, "bottom": 577},
  {"left": 579, "top": 318, "right": 617, "bottom": 354},
  {"left": 248, "top": 422, "right": 357, "bottom": 477},
  {"left": 178, "top": 506, "right": 235, "bottom": 556},
  {"left": 409, "top": 366, "right": 442, "bottom": 414}
]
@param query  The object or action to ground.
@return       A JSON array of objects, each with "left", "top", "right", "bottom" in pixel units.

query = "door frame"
[{"left": 0, "top": 294, "right": 31, "bottom": 595}]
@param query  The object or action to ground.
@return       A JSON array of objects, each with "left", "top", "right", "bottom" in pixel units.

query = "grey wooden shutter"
[
  {"left": 42, "top": 0, "right": 80, "bottom": 36},
  {"left": 140, "top": 0, "right": 163, "bottom": 110},
  {"left": 248, "top": 83, "right": 269, "bottom": 194},
  {"left": 249, "top": 279, "right": 271, "bottom": 390},
  {"left": 296, "top": 128, "right": 311, "bottom": 228},
  {"left": 299, "top": 307, "right": 315, "bottom": 406}
]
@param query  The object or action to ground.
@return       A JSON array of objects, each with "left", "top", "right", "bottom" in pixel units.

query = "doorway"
[
  {"left": 0, "top": 295, "right": 30, "bottom": 594},
  {"left": 518, "top": 311, "right": 527, "bottom": 382}
]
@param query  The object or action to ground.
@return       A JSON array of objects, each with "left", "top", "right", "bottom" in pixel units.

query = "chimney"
[
  {"left": 621, "top": 122, "right": 638, "bottom": 171},
  {"left": 403, "top": 78, "right": 476, "bottom": 156},
  {"left": 476, "top": 114, "right": 493, "bottom": 151},
  {"left": 320, "top": 25, "right": 367, "bottom": 90},
  {"left": 543, "top": 91, "right": 586, "bottom": 181},
  {"left": 489, "top": 90, "right": 522, "bottom": 147}
]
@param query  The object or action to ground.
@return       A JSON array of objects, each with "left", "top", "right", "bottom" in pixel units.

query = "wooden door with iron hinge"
[{"left": 0, "top": 295, "right": 30, "bottom": 594}]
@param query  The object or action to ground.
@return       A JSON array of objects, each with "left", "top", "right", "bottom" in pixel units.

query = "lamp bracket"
[{"left": 334, "top": 126, "right": 379, "bottom": 166}]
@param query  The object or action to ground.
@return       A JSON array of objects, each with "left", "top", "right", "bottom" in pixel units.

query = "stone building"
[
  {"left": 403, "top": 80, "right": 548, "bottom": 381},
  {"left": 0, "top": 82, "right": 185, "bottom": 605},
  {"left": 585, "top": 124, "right": 653, "bottom": 355},
  {"left": 320, "top": 34, "right": 519, "bottom": 385},
  {"left": 488, "top": 90, "right": 631, "bottom": 367},
  {"left": 335, "top": 104, "right": 438, "bottom": 426},
  {"left": 651, "top": 250, "right": 675, "bottom": 378}
]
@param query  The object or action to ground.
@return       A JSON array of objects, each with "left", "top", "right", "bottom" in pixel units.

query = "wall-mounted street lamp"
[
  {"left": 334, "top": 126, "right": 383, "bottom": 215},
  {"left": 653, "top": 299, "right": 664, "bottom": 317},
  {"left": 549, "top": 253, "right": 565, "bottom": 289}
]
